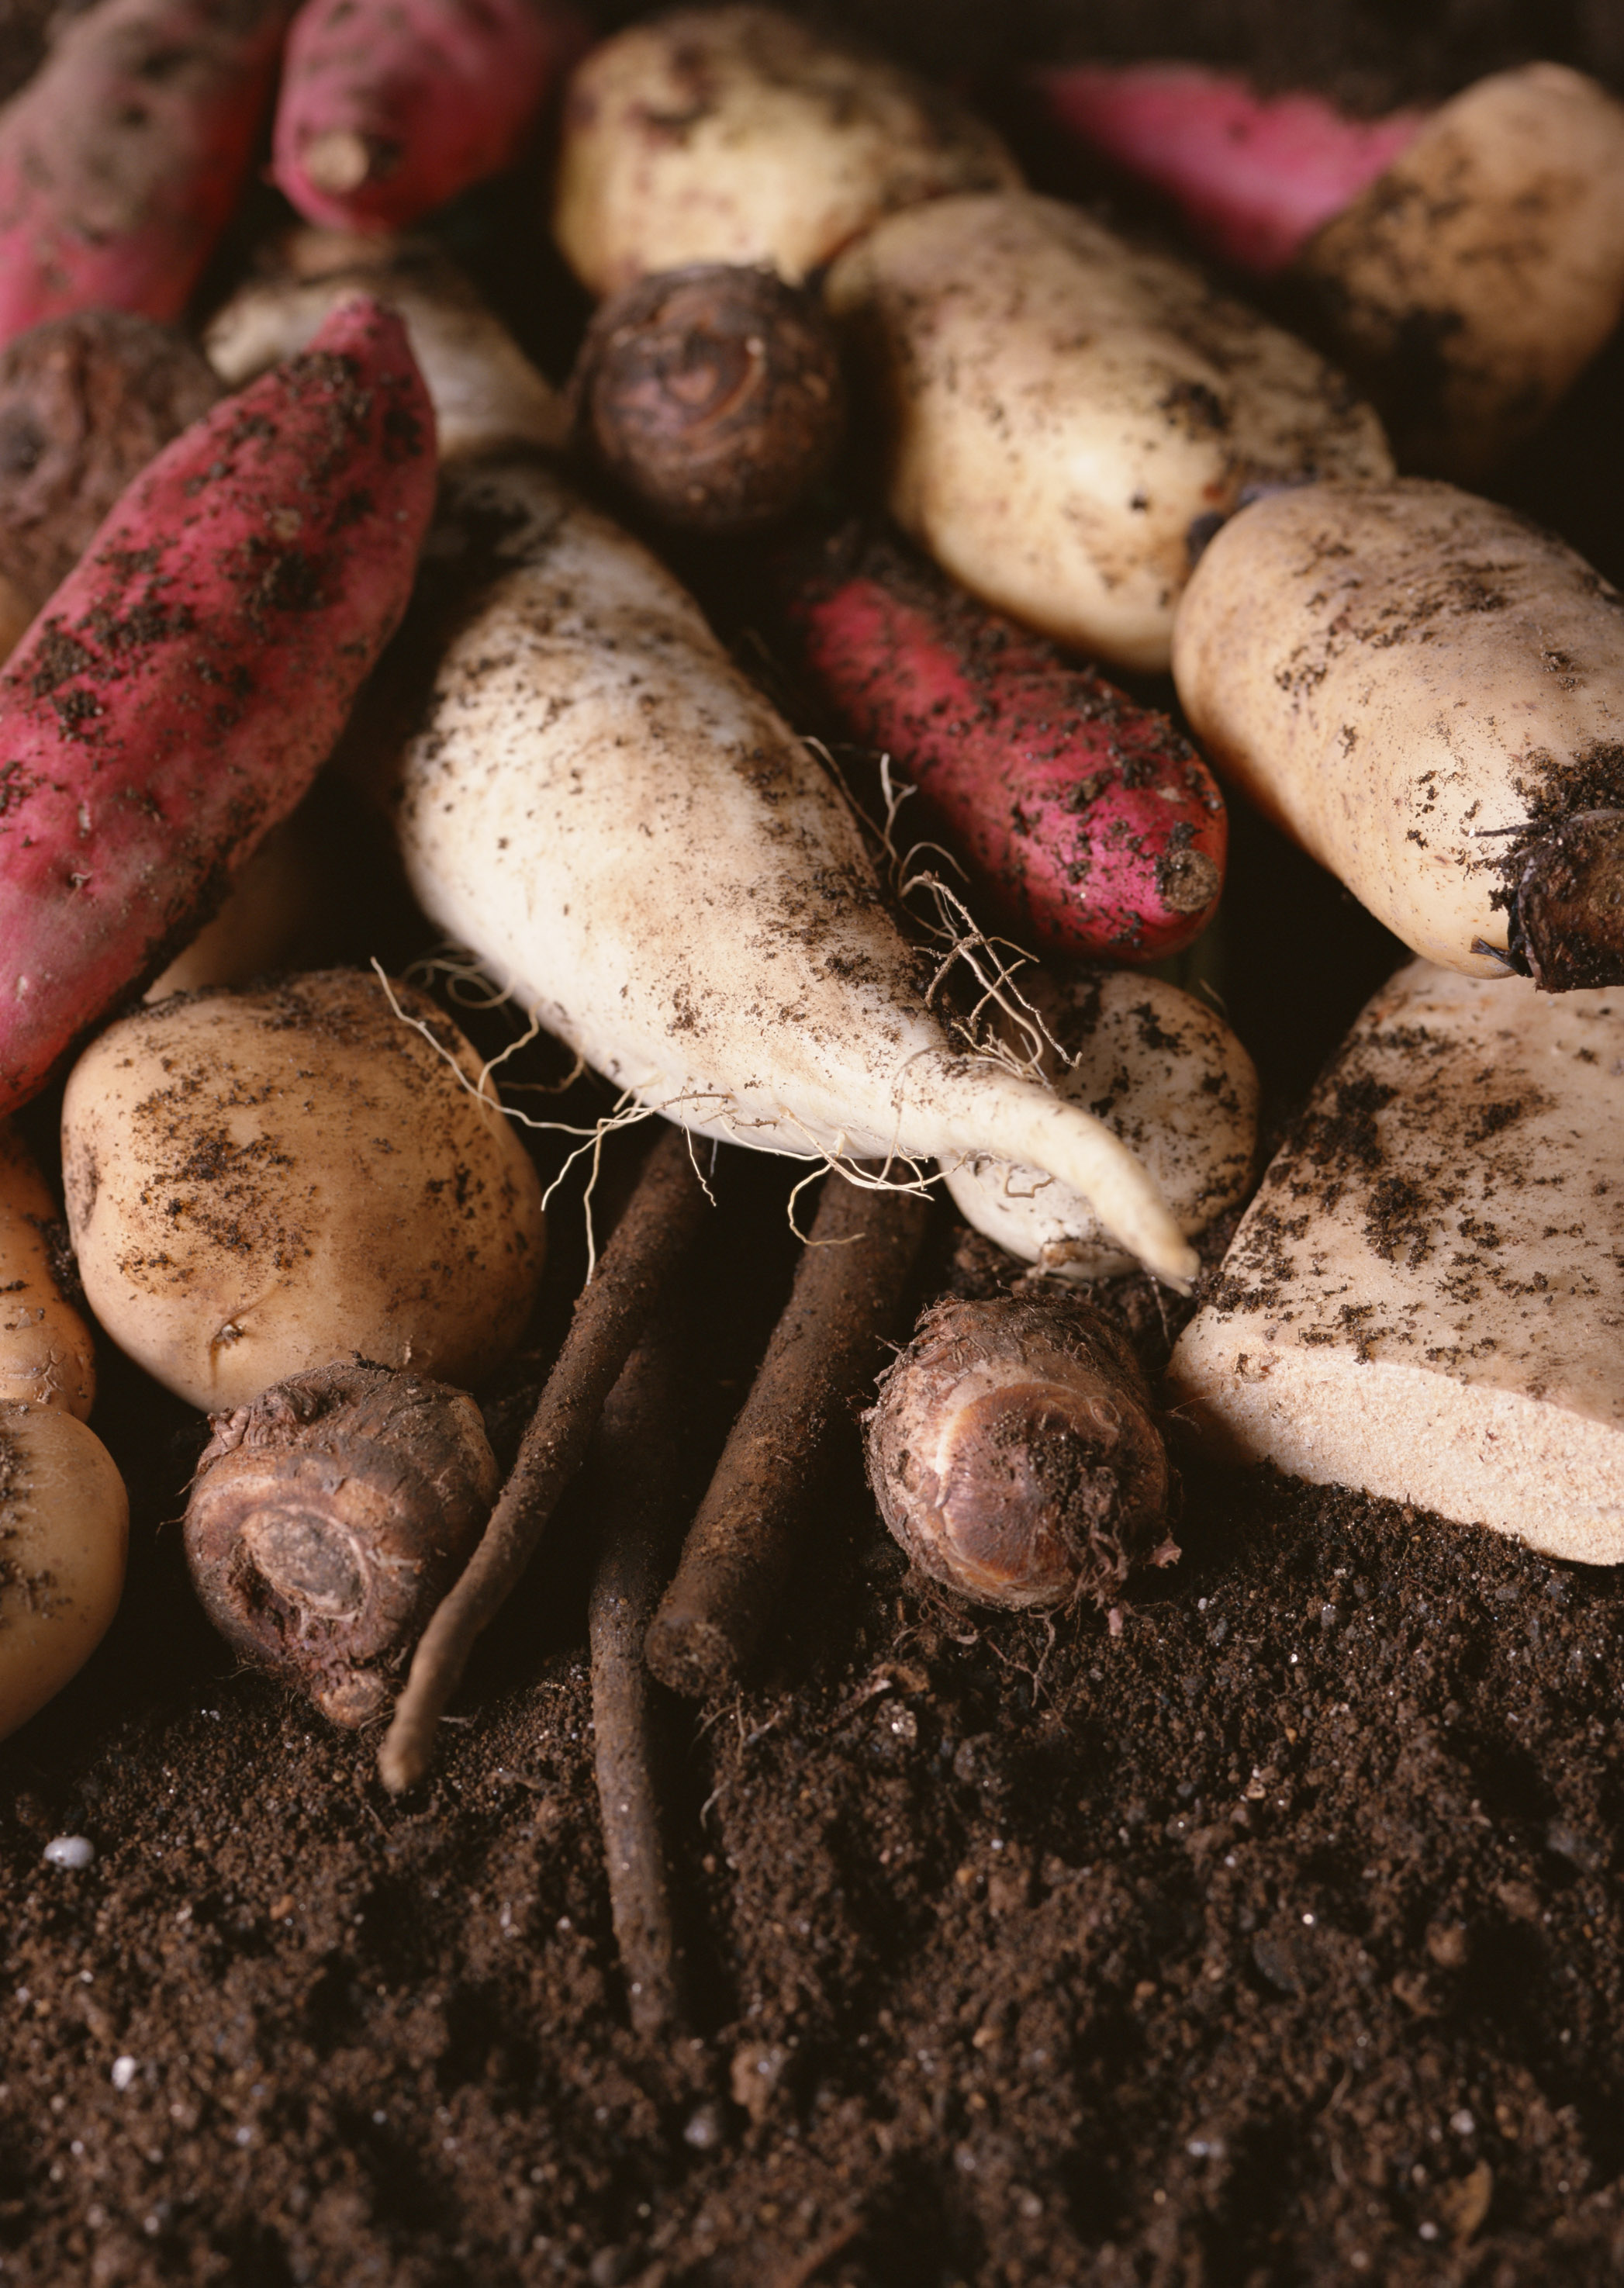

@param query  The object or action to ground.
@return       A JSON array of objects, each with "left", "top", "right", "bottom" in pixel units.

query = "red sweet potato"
[
  {"left": 273, "top": 0, "right": 586, "bottom": 233},
  {"left": 784, "top": 534, "right": 1226, "bottom": 965},
  {"left": 0, "top": 296, "right": 435, "bottom": 1117},
  {"left": 1032, "top": 62, "right": 1427, "bottom": 274},
  {"left": 0, "top": 0, "right": 289, "bottom": 347}
]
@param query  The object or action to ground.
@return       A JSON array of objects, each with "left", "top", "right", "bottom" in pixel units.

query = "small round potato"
[
  {"left": 1294, "top": 64, "right": 1624, "bottom": 482},
  {"left": 945, "top": 971, "right": 1258, "bottom": 1280},
  {"left": 0, "top": 1122, "right": 95, "bottom": 1419},
  {"left": 62, "top": 969, "right": 545, "bottom": 1412},
  {"left": 825, "top": 191, "right": 1393, "bottom": 672},
  {"left": 551, "top": 5, "right": 1021, "bottom": 296},
  {"left": 0, "top": 1401, "right": 128, "bottom": 1741}
]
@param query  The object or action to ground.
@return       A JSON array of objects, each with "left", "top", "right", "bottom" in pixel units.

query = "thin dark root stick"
[
  {"left": 378, "top": 1125, "right": 710, "bottom": 1793},
  {"left": 588, "top": 1309, "right": 693, "bottom": 2041},
  {"left": 644, "top": 1168, "right": 932, "bottom": 1699}
]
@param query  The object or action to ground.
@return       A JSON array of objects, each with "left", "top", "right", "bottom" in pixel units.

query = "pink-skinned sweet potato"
[
  {"left": 0, "top": 295, "right": 435, "bottom": 1117},
  {"left": 1032, "top": 62, "right": 1427, "bottom": 274},
  {"left": 273, "top": 0, "right": 586, "bottom": 233},
  {"left": 0, "top": 0, "right": 289, "bottom": 348},
  {"left": 783, "top": 533, "right": 1226, "bottom": 965}
]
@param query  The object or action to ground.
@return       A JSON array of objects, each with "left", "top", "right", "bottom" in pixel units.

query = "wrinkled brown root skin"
[
  {"left": 1509, "top": 808, "right": 1624, "bottom": 992},
  {"left": 184, "top": 1358, "right": 497, "bottom": 1727},
  {"left": 573, "top": 263, "right": 846, "bottom": 532},
  {"left": 0, "top": 311, "right": 221, "bottom": 607},
  {"left": 865, "top": 1294, "right": 1174, "bottom": 1610}
]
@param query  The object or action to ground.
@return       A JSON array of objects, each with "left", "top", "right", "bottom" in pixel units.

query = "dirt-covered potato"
[
  {"left": 945, "top": 971, "right": 1258, "bottom": 1280},
  {"left": 0, "top": 1122, "right": 95, "bottom": 1419},
  {"left": 61, "top": 969, "right": 545, "bottom": 1412},
  {"left": 0, "top": 1401, "right": 128, "bottom": 1742},
  {"left": 0, "top": 309, "right": 221, "bottom": 607},
  {"left": 551, "top": 5, "right": 1021, "bottom": 296},
  {"left": 1293, "top": 64, "right": 1624, "bottom": 481},
  {"left": 1173, "top": 479, "right": 1624, "bottom": 988},
  {"left": 824, "top": 192, "right": 1393, "bottom": 672}
]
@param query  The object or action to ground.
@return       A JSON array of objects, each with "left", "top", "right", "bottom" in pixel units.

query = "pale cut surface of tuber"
[
  {"left": 62, "top": 969, "right": 544, "bottom": 1412},
  {"left": 945, "top": 971, "right": 1258, "bottom": 1281},
  {"left": 866, "top": 1293, "right": 1174, "bottom": 1610},
  {"left": 1169, "top": 960, "right": 1624, "bottom": 1565},
  {"left": 185, "top": 1359, "right": 498, "bottom": 1727},
  {"left": 0, "top": 1121, "right": 94, "bottom": 1419},
  {"left": 0, "top": 1401, "right": 128, "bottom": 1741}
]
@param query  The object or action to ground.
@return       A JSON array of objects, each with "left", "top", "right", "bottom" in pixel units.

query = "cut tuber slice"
[{"left": 1169, "top": 959, "right": 1624, "bottom": 1564}]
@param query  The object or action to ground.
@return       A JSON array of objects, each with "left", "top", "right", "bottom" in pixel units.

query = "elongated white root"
[{"left": 364, "top": 455, "right": 1196, "bottom": 1287}]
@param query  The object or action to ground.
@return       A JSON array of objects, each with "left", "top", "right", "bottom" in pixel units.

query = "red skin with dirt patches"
[
  {"left": 787, "top": 547, "right": 1227, "bottom": 963},
  {"left": 274, "top": 0, "right": 586, "bottom": 233},
  {"left": 0, "top": 296, "right": 436, "bottom": 1117},
  {"left": 0, "top": 0, "right": 289, "bottom": 347},
  {"left": 1033, "top": 62, "right": 1428, "bottom": 275}
]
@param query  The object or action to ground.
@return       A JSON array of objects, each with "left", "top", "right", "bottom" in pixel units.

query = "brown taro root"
[
  {"left": 185, "top": 1358, "right": 498, "bottom": 1727},
  {"left": 866, "top": 1294, "right": 1175, "bottom": 1611},
  {"left": 0, "top": 309, "right": 220, "bottom": 612},
  {"left": 571, "top": 264, "right": 845, "bottom": 532}
]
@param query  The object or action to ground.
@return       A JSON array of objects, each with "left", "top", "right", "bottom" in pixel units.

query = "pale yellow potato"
[
  {"left": 0, "top": 1123, "right": 95, "bottom": 1419},
  {"left": 1173, "top": 478, "right": 1624, "bottom": 983},
  {"left": 62, "top": 969, "right": 545, "bottom": 1412},
  {"left": 824, "top": 192, "right": 1393, "bottom": 672},
  {"left": 945, "top": 972, "right": 1257, "bottom": 1280},
  {"left": 0, "top": 1402, "right": 127, "bottom": 1741},
  {"left": 1295, "top": 64, "right": 1624, "bottom": 482},
  {"left": 204, "top": 232, "right": 566, "bottom": 464},
  {"left": 551, "top": 5, "right": 1020, "bottom": 296},
  {"left": 1170, "top": 961, "right": 1624, "bottom": 1567}
]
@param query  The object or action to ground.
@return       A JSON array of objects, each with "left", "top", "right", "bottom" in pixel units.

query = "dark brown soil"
[{"left": 7, "top": 5, "right": 1624, "bottom": 2286}]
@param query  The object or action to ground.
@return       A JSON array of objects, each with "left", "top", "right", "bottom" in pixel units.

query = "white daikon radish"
[
  {"left": 367, "top": 455, "right": 1196, "bottom": 1287},
  {"left": 1170, "top": 959, "right": 1624, "bottom": 1564}
]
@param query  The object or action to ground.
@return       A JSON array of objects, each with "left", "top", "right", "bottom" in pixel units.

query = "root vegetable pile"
[{"left": 4, "top": 0, "right": 1621, "bottom": 2033}]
